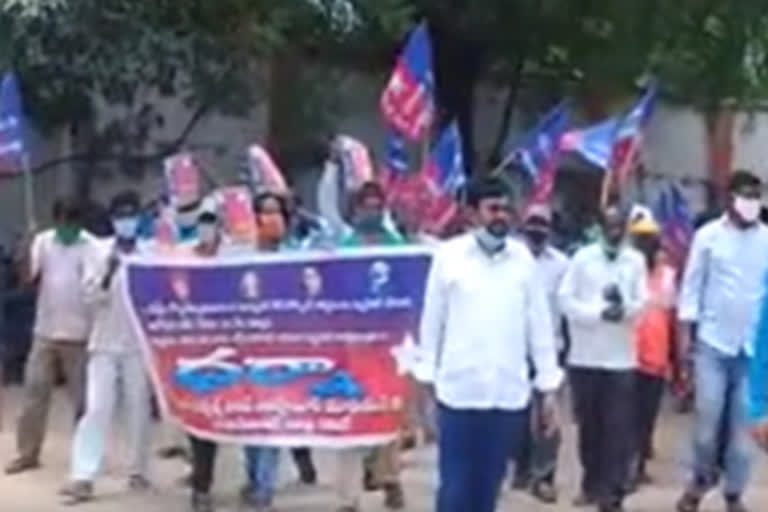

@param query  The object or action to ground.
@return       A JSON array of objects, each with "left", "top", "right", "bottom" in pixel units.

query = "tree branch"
[{"left": 14, "top": 98, "right": 212, "bottom": 178}]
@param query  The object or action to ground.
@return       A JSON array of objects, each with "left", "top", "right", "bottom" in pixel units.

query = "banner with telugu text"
[{"left": 124, "top": 247, "right": 432, "bottom": 446}]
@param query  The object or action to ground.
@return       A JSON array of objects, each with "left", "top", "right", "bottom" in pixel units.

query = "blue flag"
[{"left": 0, "top": 73, "right": 26, "bottom": 173}]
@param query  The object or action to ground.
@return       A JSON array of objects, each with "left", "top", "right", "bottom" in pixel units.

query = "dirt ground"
[{"left": 0, "top": 386, "right": 766, "bottom": 512}]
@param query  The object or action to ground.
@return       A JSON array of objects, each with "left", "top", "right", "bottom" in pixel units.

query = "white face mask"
[
  {"left": 112, "top": 217, "right": 139, "bottom": 240},
  {"left": 198, "top": 223, "right": 218, "bottom": 244},
  {"left": 733, "top": 195, "right": 761, "bottom": 224}
]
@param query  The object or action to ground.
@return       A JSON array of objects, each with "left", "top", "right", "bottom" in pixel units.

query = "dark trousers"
[
  {"left": 189, "top": 435, "right": 217, "bottom": 493},
  {"left": 291, "top": 447, "right": 316, "bottom": 482},
  {"left": 633, "top": 371, "right": 665, "bottom": 477},
  {"left": 437, "top": 403, "right": 527, "bottom": 512},
  {"left": 570, "top": 367, "right": 635, "bottom": 507}
]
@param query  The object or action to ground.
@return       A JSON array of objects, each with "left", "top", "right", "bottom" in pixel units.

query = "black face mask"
[{"left": 524, "top": 228, "right": 548, "bottom": 247}]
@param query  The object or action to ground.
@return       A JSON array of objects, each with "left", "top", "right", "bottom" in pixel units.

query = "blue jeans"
[
  {"left": 243, "top": 446, "right": 280, "bottom": 504},
  {"left": 436, "top": 403, "right": 527, "bottom": 512},
  {"left": 690, "top": 342, "right": 754, "bottom": 496}
]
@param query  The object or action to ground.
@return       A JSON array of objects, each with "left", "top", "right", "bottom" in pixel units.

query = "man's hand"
[
  {"left": 601, "top": 304, "right": 625, "bottom": 322},
  {"left": 539, "top": 392, "right": 560, "bottom": 438},
  {"left": 101, "top": 250, "right": 121, "bottom": 290},
  {"left": 750, "top": 419, "right": 768, "bottom": 451},
  {"left": 603, "top": 284, "right": 623, "bottom": 305}
]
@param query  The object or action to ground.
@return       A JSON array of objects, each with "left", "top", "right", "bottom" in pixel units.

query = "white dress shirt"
[
  {"left": 414, "top": 233, "right": 563, "bottom": 410},
  {"left": 31, "top": 229, "right": 99, "bottom": 341},
  {"left": 559, "top": 243, "right": 648, "bottom": 370},
  {"left": 678, "top": 216, "right": 768, "bottom": 356}
]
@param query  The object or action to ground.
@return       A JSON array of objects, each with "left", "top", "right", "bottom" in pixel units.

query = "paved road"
[{"left": 0, "top": 387, "right": 767, "bottom": 511}]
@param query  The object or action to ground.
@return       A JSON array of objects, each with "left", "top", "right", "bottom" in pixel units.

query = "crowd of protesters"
[{"left": 2, "top": 164, "right": 768, "bottom": 512}]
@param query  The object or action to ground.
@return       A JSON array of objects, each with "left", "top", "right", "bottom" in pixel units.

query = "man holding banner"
[
  {"left": 337, "top": 181, "right": 407, "bottom": 512},
  {"left": 61, "top": 191, "right": 152, "bottom": 504},
  {"left": 414, "top": 177, "right": 562, "bottom": 512}
]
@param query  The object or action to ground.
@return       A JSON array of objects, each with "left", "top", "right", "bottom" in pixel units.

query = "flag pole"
[{"left": 21, "top": 153, "right": 36, "bottom": 231}]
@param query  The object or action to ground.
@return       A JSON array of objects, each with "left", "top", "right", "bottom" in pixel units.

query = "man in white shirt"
[
  {"left": 512, "top": 204, "right": 569, "bottom": 504},
  {"left": 60, "top": 191, "right": 152, "bottom": 504},
  {"left": 675, "top": 171, "right": 768, "bottom": 512},
  {"left": 414, "top": 177, "right": 562, "bottom": 512},
  {"left": 558, "top": 204, "right": 647, "bottom": 512},
  {"left": 6, "top": 198, "right": 98, "bottom": 474}
]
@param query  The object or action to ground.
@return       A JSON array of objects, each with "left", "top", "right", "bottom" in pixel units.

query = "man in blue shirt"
[{"left": 676, "top": 170, "right": 768, "bottom": 512}]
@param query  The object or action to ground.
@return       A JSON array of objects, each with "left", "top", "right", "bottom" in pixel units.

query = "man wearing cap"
[
  {"left": 558, "top": 204, "right": 648, "bottom": 512},
  {"left": 627, "top": 209, "right": 677, "bottom": 487},
  {"left": 512, "top": 204, "right": 569, "bottom": 503}
]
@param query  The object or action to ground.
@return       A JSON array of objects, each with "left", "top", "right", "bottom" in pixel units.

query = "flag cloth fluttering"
[
  {"left": 380, "top": 22, "right": 434, "bottom": 141},
  {"left": 245, "top": 144, "right": 288, "bottom": 194},
  {"left": 504, "top": 102, "right": 570, "bottom": 204},
  {"left": 601, "top": 83, "right": 658, "bottom": 205},
  {"left": 420, "top": 121, "right": 466, "bottom": 233},
  {"left": 654, "top": 182, "right": 694, "bottom": 270},
  {"left": 559, "top": 117, "right": 617, "bottom": 170},
  {"left": 0, "top": 73, "right": 27, "bottom": 174},
  {"left": 381, "top": 130, "right": 408, "bottom": 188}
]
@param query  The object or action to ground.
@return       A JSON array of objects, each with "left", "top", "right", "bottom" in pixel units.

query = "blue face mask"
[{"left": 112, "top": 216, "right": 139, "bottom": 240}]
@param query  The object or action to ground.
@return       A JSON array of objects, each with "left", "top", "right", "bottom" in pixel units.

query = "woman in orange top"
[{"left": 629, "top": 215, "right": 677, "bottom": 486}]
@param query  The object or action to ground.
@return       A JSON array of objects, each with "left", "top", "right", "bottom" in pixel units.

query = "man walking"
[
  {"left": 337, "top": 181, "right": 406, "bottom": 512},
  {"left": 512, "top": 204, "right": 569, "bottom": 503},
  {"left": 558, "top": 204, "right": 648, "bottom": 512},
  {"left": 60, "top": 191, "right": 152, "bottom": 503},
  {"left": 414, "top": 177, "right": 562, "bottom": 512},
  {"left": 676, "top": 170, "right": 768, "bottom": 512},
  {"left": 6, "top": 198, "right": 98, "bottom": 474}
]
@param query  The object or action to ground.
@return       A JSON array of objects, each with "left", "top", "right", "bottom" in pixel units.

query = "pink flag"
[
  {"left": 336, "top": 135, "right": 374, "bottom": 188},
  {"left": 246, "top": 145, "right": 287, "bottom": 193},
  {"left": 164, "top": 153, "right": 201, "bottom": 207},
  {"left": 217, "top": 186, "right": 257, "bottom": 245}
]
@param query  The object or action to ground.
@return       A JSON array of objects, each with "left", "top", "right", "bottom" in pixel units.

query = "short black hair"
[
  {"left": 253, "top": 191, "right": 289, "bottom": 221},
  {"left": 109, "top": 190, "right": 141, "bottom": 214},
  {"left": 354, "top": 181, "right": 386, "bottom": 206},
  {"left": 52, "top": 197, "right": 82, "bottom": 222},
  {"left": 465, "top": 177, "right": 509, "bottom": 208},
  {"left": 729, "top": 170, "right": 761, "bottom": 193}
]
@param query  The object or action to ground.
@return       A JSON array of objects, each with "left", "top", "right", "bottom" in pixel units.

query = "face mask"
[
  {"left": 600, "top": 236, "right": 620, "bottom": 260},
  {"left": 112, "top": 216, "right": 139, "bottom": 240},
  {"left": 198, "top": 223, "right": 218, "bottom": 245},
  {"left": 258, "top": 214, "right": 286, "bottom": 244},
  {"left": 733, "top": 195, "right": 761, "bottom": 224},
  {"left": 55, "top": 225, "right": 81, "bottom": 246},
  {"left": 475, "top": 227, "right": 507, "bottom": 253},
  {"left": 524, "top": 228, "right": 548, "bottom": 247},
  {"left": 357, "top": 212, "right": 384, "bottom": 232},
  {"left": 486, "top": 219, "right": 510, "bottom": 238}
]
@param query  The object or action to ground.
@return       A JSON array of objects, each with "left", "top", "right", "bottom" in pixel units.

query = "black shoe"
[
  {"left": 511, "top": 473, "right": 530, "bottom": 491},
  {"left": 572, "top": 492, "right": 597, "bottom": 508},
  {"left": 363, "top": 468, "right": 380, "bottom": 491},
  {"left": 191, "top": 491, "right": 214, "bottom": 512},
  {"left": 725, "top": 495, "right": 748, "bottom": 512},
  {"left": 383, "top": 483, "right": 405, "bottom": 510},
  {"left": 676, "top": 491, "right": 701, "bottom": 512},
  {"left": 298, "top": 466, "right": 317, "bottom": 485},
  {"left": 530, "top": 480, "right": 558, "bottom": 504},
  {"left": 5, "top": 457, "right": 40, "bottom": 475}
]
